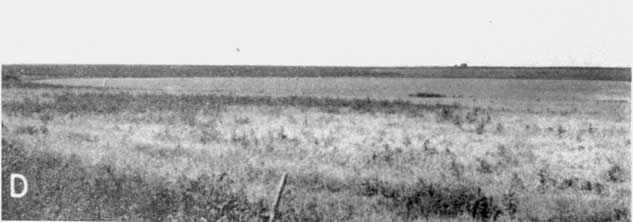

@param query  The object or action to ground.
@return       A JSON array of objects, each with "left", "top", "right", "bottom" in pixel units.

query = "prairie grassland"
[{"left": 1, "top": 83, "right": 630, "bottom": 222}]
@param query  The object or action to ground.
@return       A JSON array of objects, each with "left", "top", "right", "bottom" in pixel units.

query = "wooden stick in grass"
[{"left": 269, "top": 172, "right": 288, "bottom": 222}]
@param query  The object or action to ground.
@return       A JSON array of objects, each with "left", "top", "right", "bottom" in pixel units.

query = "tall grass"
[{"left": 1, "top": 138, "right": 263, "bottom": 221}]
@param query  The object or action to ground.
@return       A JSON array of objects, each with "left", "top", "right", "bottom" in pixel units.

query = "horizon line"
[{"left": 2, "top": 63, "right": 631, "bottom": 69}]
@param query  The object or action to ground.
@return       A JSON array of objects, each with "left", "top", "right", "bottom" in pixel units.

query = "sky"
[{"left": 0, "top": 0, "right": 631, "bottom": 67}]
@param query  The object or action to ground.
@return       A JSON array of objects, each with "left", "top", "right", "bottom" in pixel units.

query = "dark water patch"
[{"left": 409, "top": 92, "right": 446, "bottom": 98}]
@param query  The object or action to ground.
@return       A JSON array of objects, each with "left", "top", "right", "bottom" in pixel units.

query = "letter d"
[{"left": 10, "top": 174, "right": 28, "bottom": 198}]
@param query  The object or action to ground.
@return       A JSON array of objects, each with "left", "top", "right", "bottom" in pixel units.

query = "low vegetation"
[{"left": 1, "top": 80, "right": 630, "bottom": 221}]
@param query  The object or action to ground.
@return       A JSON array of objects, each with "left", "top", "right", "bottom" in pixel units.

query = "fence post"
[{"left": 269, "top": 172, "right": 288, "bottom": 222}]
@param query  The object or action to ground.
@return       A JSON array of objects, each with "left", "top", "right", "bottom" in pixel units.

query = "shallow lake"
[{"left": 37, "top": 77, "right": 630, "bottom": 102}]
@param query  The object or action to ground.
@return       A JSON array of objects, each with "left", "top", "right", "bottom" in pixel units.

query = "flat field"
[
  {"left": 1, "top": 71, "right": 631, "bottom": 221},
  {"left": 4, "top": 64, "right": 631, "bottom": 81}
]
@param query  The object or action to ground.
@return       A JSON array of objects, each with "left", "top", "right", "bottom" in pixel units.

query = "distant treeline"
[{"left": 2, "top": 64, "right": 630, "bottom": 81}]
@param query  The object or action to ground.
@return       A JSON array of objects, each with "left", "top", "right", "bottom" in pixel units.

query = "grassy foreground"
[{"left": 1, "top": 83, "right": 630, "bottom": 221}]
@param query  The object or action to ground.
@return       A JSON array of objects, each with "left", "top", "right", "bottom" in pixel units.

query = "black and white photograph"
[{"left": 1, "top": 1, "right": 631, "bottom": 221}]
